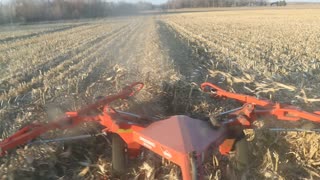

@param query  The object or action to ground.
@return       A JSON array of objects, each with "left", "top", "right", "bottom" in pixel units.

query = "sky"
[
  {"left": 1, "top": 0, "right": 320, "bottom": 5},
  {"left": 104, "top": 0, "right": 166, "bottom": 5},
  {"left": 0, "top": 0, "right": 168, "bottom": 5},
  {"left": 123, "top": 0, "right": 320, "bottom": 5},
  {"left": 127, "top": 0, "right": 167, "bottom": 4}
]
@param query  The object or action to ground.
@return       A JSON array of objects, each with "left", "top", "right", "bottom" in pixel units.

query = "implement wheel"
[
  {"left": 112, "top": 134, "right": 127, "bottom": 177},
  {"left": 234, "top": 138, "right": 249, "bottom": 171}
]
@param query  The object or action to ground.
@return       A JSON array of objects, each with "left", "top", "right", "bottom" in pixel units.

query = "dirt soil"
[{"left": 0, "top": 13, "right": 319, "bottom": 180}]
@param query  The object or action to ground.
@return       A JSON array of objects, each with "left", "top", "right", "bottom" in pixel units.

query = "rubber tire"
[
  {"left": 234, "top": 138, "right": 249, "bottom": 172},
  {"left": 112, "top": 134, "right": 127, "bottom": 177},
  {"left": 190, "top": 155, "right": 198, "bottom": 180}
]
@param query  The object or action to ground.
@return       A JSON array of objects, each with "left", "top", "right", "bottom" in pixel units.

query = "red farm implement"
[{"left": 1, "top": 82, "right": 319, "bottom": 179}]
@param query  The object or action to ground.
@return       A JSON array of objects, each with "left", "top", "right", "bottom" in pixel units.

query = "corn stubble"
[
  {"left": 0, "top": 8, "right": 320, "bottom": 179},
  {"left": 162, "top": 8, "right": 320, "bottom": 179}
]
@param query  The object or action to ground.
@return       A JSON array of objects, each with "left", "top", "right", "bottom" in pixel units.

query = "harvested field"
[{"left": 0, "top": 6, "right": 320, "bottom": 180}]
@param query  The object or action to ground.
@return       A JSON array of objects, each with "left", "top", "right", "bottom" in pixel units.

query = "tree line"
[
  {"left": 0, "top": 0, "right": 270, "bottom": 24},
  {"left": 165, "top": 0, "right": 268, "bottom": 9},
  {"left": 0, "top": 0, "right": 154, "bottom": 24}
]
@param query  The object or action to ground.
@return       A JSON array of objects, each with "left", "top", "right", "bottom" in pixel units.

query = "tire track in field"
[
  {"left": 156, "top": 20, "right": 226, "bottom": 118},
  {"left": 157, "top": 21, "right": 209, "bottom": 83},
  {"left": 75, "top": 20, "right": 144, "bottom": 96},
  {"left": 121, "top": 18, "right": 181, "bottom": 117},
  {"left": 0, "top": 18, "right": 180, "bottom": 180},
  {"left": 59, "top": 21, "right": 142, "bottom": 85}
]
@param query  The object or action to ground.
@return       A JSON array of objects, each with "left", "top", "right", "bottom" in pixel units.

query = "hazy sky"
[
  {"left": 1, "top": 0, "right": 320, "bottom": 5},
  {"left": 125, "top": 0, "right": 320, "bottom": 5},
  {"left": 133, "top": 0, "right": 167, "bottom": 4}
]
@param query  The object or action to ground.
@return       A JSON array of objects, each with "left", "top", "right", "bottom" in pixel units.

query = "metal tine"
[
  {"left": 269, "top": 128, "right": 320, "bottom": 133},
  {"left": 27, "top": 133, "right": 106, "bottom": 145},
  {"left": 116, "top": 110, "right": 142, "bottom": 119},
  {"left": 116, "top": 110, "right": 160, "bottom": 121},
  {"left": 217, "top": 107, "right": 243, "bottom": 116}
]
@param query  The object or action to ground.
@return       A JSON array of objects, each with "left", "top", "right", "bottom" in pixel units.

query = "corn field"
[{"left": 0, "top": 6, "right": 319, "bottom": 180}]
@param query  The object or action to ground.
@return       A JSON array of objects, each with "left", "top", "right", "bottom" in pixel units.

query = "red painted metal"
[
  {"left": 201, "top": 82, "right": 273, "bottom": 107},
  {"left": 0, "top": 82, "right": 226, "bottom": 179},
  {"left": 201, "top": 82, "right": 320, "bottom": 124},
  {"left": 219, "top": 139, "right": 236, "bottom": 155},
  {"left": 136, "top": 115, "right": 226, "bottom": 152},
  {"left": 0, "top": 82, "right": 144, "bottom": 157},
  {"left": 1, "top": 81, "right": 320, "bottom": 180},
  {"left": 133, "top": 115, "right": 227, "bottom": 180}
]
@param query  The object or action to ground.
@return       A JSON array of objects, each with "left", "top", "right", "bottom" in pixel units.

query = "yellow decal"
[{"left": 117, "top": 129, "right": 133, "bottom": 133}]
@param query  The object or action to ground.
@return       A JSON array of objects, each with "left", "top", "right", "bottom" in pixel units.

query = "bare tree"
[
  {"left": 165, "top": 0, "right": 267, "bottom": 8},
  {"left": 0, "top": 0, "right": 155, "bottom": 23}
]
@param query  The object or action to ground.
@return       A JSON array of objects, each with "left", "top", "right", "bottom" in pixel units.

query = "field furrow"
[
  {"left": 158, "top": 9, "right": 320, "bottom": 179},
  {"left": 0, "top": 23, "right": 88, "bottom": 43},
  {"left": 161, "top": 11, "right": 320, "bottom": 108},
  {"left": 0, "top": 7, "right": 320, "bottom": 180},
  {"left": 0, "top": 23, "right": 108, "bottom": 68},
  {"left": 0, "top": 21, "right": 139, "bottom": 104},
  {"left": 0, "top": 22, "right": 129, "bottom": 88}
]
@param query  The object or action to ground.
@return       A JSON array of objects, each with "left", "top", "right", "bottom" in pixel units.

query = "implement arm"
[
  {"left": 201, "top": 82, "right": 320, "bottom": 124},
  {"left": 0, "top": 82, "right": 144, "bottom": 156}
]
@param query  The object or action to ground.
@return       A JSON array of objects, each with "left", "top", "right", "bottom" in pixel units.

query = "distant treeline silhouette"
[
  {"left": 164, "top": 0, "right": 268, "bottom": 9},
  {"left": 0, "top": 0, "right": 270, "bottom": 24},
  {"left": 0, "top": 0, "right": 154, "bottom": 24}
]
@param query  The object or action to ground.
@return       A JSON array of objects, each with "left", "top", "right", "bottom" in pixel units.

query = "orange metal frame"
[
  {"left": 1, "top": 82, "right": 320, "bottom": 180},
  {"left": 201, "top": 82, "right": 320, "bottom": 123}
]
